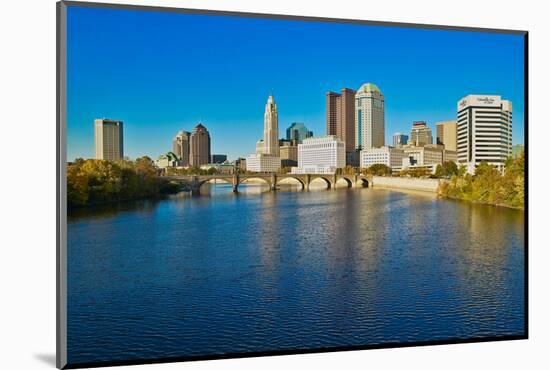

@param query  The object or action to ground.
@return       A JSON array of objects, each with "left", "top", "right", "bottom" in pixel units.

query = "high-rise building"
[
  {"left": 457, "top": 95, "right": 512, "bottom": 173},
  {"left": 355, "top": 83, "right": 385, "bottom": 150},
  {"left": 436, "top": 121, "right": 457, "bottom": 151},
  {"left": 392, "top": 133, "right": 409, "bottom": 148},
  {"left": 172, "top": 130, "right": 190, "bottom": 166},
  {"left": 189, "top": 123, "right": 211, "bottom": 167},
  {"left": 286, "top": 122, "right": 313, "bottom": 143},
  {"left": 94, "top": 119, "right": 124, "bottom": 161},
  {"left": 326, "top": 88, "right": 356, "bottom": 153},
  {"left": 211, "top": 154, "right": 227, "bottom": 164},
  {"left": 408, "top": 121, "right": 433, "bottom": 147},
  {"left": 263, "top": 95, "right": 279, "bottom": 156},
  {"left": 291, "top": 136, "right": 345, "bottom": 174},
  {"left": 246, "top": 95, "right": 281, "bottom": 172}
]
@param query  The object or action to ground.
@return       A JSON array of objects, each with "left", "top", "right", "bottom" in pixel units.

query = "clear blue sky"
[{"left": 67, "top": 6, "right": 525, "bottom": 161}]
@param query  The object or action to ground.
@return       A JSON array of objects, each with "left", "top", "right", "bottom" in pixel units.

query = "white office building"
[
  {"left": 355, "top": 83, "right": 385, "bottom": 150},
  {"left": 360, "top": 146, "right": 405, "bottom": 168},
  {"left": 291, "top": 136, "right": 345, "bottom": 174},
  {"left": 402, "top": 145, "right": 444, "bottom": 167},
  {"left": 246, "top": 153, "right": 281, "bottom": 173},
  {"left": 457, "top": 95, "right": 512, "bottom": 173}
]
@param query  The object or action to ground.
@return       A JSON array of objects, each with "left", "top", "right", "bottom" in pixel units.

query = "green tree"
[{"left": 367, "top": 163, "right": 391, "bottom": 176}]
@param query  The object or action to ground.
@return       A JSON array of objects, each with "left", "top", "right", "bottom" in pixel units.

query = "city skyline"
[{"left": 67, "top": 6, "right": 525, "bottom": 161}]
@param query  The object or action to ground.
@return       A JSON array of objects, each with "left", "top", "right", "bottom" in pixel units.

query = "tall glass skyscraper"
[{"left": 286, "top": 122, "right": 313, "bottom": 143}]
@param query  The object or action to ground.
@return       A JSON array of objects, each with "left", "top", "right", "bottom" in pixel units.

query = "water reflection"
[{"left": 67, "top": 185, "right": 525, "bottom": 364}]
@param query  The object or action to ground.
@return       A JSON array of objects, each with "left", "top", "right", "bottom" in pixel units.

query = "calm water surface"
[{"left": 67, "top": 185, "right": 525, "bottom": 364}]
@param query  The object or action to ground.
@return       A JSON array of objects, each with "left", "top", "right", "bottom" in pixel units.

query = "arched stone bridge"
[{"left": 165, "top": 173, "right": 372, "bottom": 195}]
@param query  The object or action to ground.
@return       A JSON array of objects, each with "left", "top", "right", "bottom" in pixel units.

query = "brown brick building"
[{"left": 326, "top": 88, "right": 356, "bottom": 154}]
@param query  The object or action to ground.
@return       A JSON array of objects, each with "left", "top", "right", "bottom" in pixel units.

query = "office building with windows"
[
  {"left": 291, "top": 135, "right": 345, "bottom": 174},
  {"left": 392, "top": 133, "right": 409, "bottom": 148},
  {"left": 456, "top": 95, "right": 512, "bottom": 173},
  {"left": 211, "top": 154, "right": 227, "bottom": 164},
  {"left": 355, "top": 83, "right": 385, "bottom": 150},
  {"left": 326, "top": 88, "right": 356, "bottom": 154},
  {"left": 436, "top": 120, "right": 457, "bottom": 151},
  {"left": 360, "top": 146, "right": 405, "bottom": 168},
  {"left": 279, "top": 139, "right": 298, "bottom": 167},
  {"left": 189, "top": 123, "right": 211, "bottom": 167},
  {"left": 402, "top": 145, "right": 444, "bottom": 167},
  {"left": 408, "top": 121, "right": 433, "bottom": 147},
  {"left": 246, "top": 154, "right": 281, "bottom": 173},
  {"left": 286, "top": 122, "right": 313, "bottom": 143},
  {"left": 94, "top": 119, "right": 124, "bottom": 161},
  {"left": 172, "top": 130, "right": 190, "bottom": 166}
]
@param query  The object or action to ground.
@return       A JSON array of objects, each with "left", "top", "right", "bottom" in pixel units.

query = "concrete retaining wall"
[{"left": 372, "top": 176, "right": 440, "bottom": 193}]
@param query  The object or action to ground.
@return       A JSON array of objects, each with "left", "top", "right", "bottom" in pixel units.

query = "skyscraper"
[
  {"left": 246, "top": 95, "right": 281, "bottom": 173},
  {"left": 408, "top": 121, "right": 433, "bottom": 147},
  {"left": 172, "top": 130, "right": 190, "bottom": 166},
  {"left": 392, "top": 133, "right": 409, "bottom": 148},
  {"left": 286, "top": 122, "right": 313, "bottom": 143},
  {"left": 436, "top": 121, "right": 457, "bottom": 151},
  {"left": 326, "top": 88, "right": 356, "bottom": 153},
  {"left": 189, "top": 123, "right": 211, "bottom": 167},
  {"left": 94, "top": 118, "right": 123, "bottom": 161},
  {"left": 263, "top": 95, "right": 279, "bottom": 156},
  {"left": 457, "top": 95, "right": 512, "bottom": 173},
  {"left": 355, "top": 83, "right": 385, "bottom": 150}
]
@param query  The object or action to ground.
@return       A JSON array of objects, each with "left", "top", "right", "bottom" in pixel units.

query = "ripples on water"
[{"left": 67, "top": 184, "right": 525, "bottom": 364}]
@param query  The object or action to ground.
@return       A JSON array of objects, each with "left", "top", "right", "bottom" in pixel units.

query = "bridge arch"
[
  {"left": 276, "top": 176, "right": 306, "bottom": 190},
  {"left": 358, "top": 178, "right": 369, "bottom": 188},
  {"left": 309, "top": 176, "right": 333, "bottom": 189},
  {"left": 335, "top": 177, "right": 353, "bottom": 188},
  {"left": 239, "top": 177, "right": 272, "bottom": 187},
  {"left": 198, "top": 177, "right": 234, "bottom": 187}
]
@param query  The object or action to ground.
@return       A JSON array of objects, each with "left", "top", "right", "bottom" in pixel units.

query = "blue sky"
[{"left": 67, "top": 6, "right": 525, "bottom": 161}]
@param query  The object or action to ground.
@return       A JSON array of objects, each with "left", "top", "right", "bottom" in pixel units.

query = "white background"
[{"left": 1, "top": 0, "right": 548, "bottom": 369}]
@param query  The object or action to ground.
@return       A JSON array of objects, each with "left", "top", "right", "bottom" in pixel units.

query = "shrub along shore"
[
  {"left": 438, "top": 152, "right": 525, "bottom": 210},
  {"left": 67, "top": 157, "right": 181, "bottom": 208}
]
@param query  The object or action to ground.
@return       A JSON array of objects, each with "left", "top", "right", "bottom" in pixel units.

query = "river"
[{"left": 67, "top": 184, "right": 525, "bottom": 365}]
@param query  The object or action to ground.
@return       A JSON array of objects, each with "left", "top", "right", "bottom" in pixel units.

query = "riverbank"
[
  {"left": 372, "top": 176, "right": 440, "bottom": 193},
  {"left": 439, "top": 192, "right": 525, "bottom": 210}
]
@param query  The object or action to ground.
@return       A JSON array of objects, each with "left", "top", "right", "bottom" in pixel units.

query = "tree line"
[
  {"left": 439, "top": 152, "right": 525, "bottom": 209},
  {"left": 67, "top": 157, "right": 180, "bottom": 208}
]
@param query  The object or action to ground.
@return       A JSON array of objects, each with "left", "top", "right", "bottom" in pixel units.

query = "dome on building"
[{"left": 357, "top": 83, "right": 381, "bottom": 94}]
